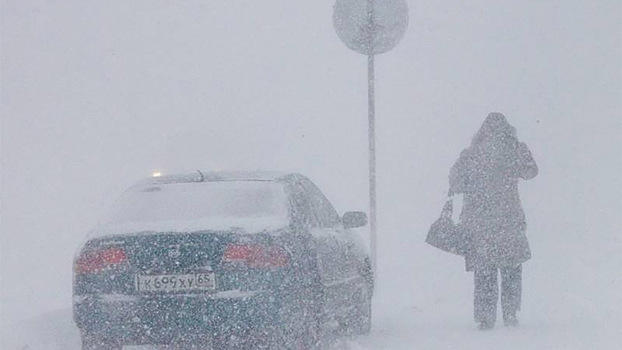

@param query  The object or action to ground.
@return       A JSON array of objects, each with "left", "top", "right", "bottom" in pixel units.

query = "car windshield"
[{"left": 105, "top": 181, "right": 289, "bottom": 225}]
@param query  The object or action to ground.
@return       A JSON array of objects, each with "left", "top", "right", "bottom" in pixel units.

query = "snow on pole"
[{"left": 333, "top": 0, "right": 409, "bottom": 275}]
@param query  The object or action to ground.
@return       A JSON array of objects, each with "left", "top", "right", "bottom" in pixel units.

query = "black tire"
[
  {"left": 339, "top": 282, "right": 372, "bottom": 336},
  {"left": 297, "top": 298, "right": 322, "bottom": 350},
  {"left": 271, "top": 290, "right": 321, "bottom": 350},
  {"left": 81, "top": 334, "right": 122, "bottom": 350}
]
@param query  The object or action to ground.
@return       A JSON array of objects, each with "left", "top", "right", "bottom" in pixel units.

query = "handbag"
[{"left": 426, "top": 198, "right": 471, "bottom": 256}]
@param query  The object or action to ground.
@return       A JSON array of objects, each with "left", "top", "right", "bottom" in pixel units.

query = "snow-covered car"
[{"left": 73, "top": 171, "right": 373, "bottom": 349}]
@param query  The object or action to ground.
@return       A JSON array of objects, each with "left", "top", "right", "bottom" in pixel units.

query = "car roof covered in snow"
[{"left": 135, "top": 171, "right": 303, "bottom": 186}]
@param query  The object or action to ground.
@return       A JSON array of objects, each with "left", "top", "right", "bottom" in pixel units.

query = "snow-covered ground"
[
  {"left": 3, "top": 272, "right": 620, "bottom": 350},
  {"left": 4, "top": 212, "right": 620, "bottom": 349}
]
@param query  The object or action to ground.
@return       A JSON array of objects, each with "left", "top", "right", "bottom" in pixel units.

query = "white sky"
[{"left": 1, "top": 1, "right": 620, "bottom": 344}]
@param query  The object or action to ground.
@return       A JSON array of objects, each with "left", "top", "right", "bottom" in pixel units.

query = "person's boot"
[
  {"left": 503, "top": 314, "right": 519, "bottom": 327},
  {"left": 478, "top": 320, "right": 494, "bottom": 330}
]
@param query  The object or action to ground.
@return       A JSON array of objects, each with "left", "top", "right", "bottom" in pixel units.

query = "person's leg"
[
  {"left": 474, "top": 266, "right": 498, "bottom": 329},
  {"left": 500, "top": 264, "right": 522, "bottom": 326}
]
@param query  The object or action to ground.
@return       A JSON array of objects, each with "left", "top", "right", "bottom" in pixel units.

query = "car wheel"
[
  {"left": 81, "top": 334, "right": 122, "bottom": 350},
  {"left": 271, "top": 290, "right": 321, "bottom": 350},
  {"left": 339, "top": 282, "right": 372, "bottom": 336},
  {"left": 296, "top": 299, "right": 322, "bottom": 350}
]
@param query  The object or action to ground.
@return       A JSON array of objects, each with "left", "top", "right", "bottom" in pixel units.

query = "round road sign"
[{"left": 333, "top": 0, "right": 409, "bottom": 55}]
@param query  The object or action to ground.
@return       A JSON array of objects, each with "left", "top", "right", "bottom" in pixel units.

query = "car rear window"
[{"left": 105, "top": 181, "right": 289, "bottom": 225}]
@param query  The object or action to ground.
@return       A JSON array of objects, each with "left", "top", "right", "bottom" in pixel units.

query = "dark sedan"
[{"left": 73, "top": 171, "right": 373, "bottom": 349}]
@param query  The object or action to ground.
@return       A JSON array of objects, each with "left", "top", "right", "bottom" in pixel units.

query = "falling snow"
[{"left": 2, "top": 1, "right": 620, "bottom": 350}]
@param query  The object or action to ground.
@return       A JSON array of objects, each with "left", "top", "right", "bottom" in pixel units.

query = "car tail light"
[
  {"left": 222, "top": 244, "right": 289, "bottom": 269},
  {"left": 75, "top": 247, "right": 127, "bottom": 274}
]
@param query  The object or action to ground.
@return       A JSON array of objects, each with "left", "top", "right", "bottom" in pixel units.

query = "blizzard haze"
[{"left": 1, "top": 0, "right": 621, "bottom": 349}]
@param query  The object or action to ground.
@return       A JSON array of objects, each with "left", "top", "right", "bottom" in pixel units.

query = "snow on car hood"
[
  {"left": 87, "top": 180, "right": 291, "bottom": 238},
  {"left": 88, "top": 216, "right": 290, "bottom": 238}
]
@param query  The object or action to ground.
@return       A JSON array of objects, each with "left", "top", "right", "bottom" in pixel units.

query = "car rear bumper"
[{"left": 73, "top": 290, "right": 276, "bottom": 345}]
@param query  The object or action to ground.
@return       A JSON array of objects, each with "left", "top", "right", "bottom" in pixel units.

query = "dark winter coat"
[{"left": 449, "top": 113, "right": 538, "bottom": 271}]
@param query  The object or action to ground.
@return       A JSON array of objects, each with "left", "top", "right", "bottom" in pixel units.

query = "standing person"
[{"left": 449, "top": 112, "right": 538, "bottom": 330}]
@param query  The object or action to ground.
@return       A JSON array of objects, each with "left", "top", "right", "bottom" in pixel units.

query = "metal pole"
[
  {"left": 367, "top": 0, "right": 377, "bottom": 275},
  {"left": 368, "top": 52, "right": 377, "bottom": 274}
]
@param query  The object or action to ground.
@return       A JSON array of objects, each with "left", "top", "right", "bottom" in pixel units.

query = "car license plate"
[{"left": 136, "top": 273, "right": 216, "bottom": 292}]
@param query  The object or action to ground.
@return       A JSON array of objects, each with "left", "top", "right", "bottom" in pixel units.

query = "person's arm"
[
  {"left": 516, "top": 142, "right": 538, "bottom": 180},
  {"left": 449, "top": 149, "right": 470, "bottom": 194}
]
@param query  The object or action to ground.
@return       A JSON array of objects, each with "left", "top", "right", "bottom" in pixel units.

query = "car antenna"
[{"left": 197, "top": 170, "right": 205, "bottom": 182}]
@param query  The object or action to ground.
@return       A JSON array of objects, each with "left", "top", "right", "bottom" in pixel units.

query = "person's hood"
[{"left": 471, "top": 112, "right": 518, "bottom": 148}]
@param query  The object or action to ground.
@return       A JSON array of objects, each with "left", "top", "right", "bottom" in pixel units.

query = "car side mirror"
[{"left": 342, "top": 211, "right": 368, "bottom": 229}]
